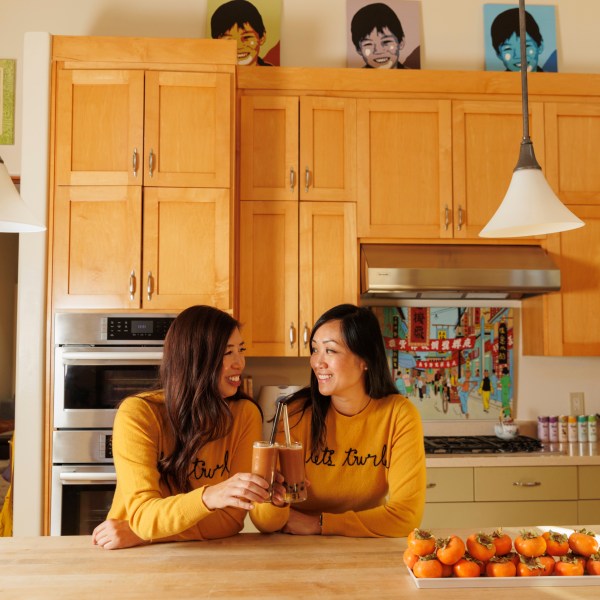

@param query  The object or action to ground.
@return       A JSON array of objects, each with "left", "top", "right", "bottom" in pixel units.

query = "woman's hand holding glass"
[{"left": 202, "top": 472, "right": 281, "bottom": 510}]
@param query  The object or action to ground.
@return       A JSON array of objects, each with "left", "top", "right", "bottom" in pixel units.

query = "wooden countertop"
[{"left": 1, "top": 530, "right": 599, "bottom": 599}]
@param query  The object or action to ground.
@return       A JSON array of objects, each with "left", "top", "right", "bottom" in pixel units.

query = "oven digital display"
[{"left": 132, "top": 320, "right": 153, "bottom": 334}]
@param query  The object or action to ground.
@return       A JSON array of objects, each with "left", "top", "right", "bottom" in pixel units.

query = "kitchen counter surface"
[
  {"left": 426, "top": 442, "right": 600, "bottom": 467},
  {"left": 2, "top": 529, "right": 600, "bottom": 599}
]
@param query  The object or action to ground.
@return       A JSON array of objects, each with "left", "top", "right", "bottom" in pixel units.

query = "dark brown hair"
[{"left": 157, "top": 305, "right": 254, "bottom": 492}]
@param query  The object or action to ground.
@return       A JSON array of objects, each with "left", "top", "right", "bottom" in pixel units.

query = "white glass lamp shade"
[
  {"left": 479, "top": 167, "right": 584, "bottom": 238},
  {"left": 0, "top": 158, "right": 46, "bottom": 233}
]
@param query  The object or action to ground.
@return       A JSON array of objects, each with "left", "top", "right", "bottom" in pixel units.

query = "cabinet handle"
[
  {"left": 289, "top": 322, "right": 296, "bottom": 349},
  {"left": 512, "top": 481, "right": 541, "bottom": 487},
  {"left": 457, "top": 205, "right": 464, "bottom": 231},
  {"left": 146, "top": 271, "right": 153, "bottom": 301},
  {"left": 426, "top": 482, "right": 437, "bottom": 489},
  {"left": 129, "top": 270, "right": 136, "bottom": 301},
  {"left": 303, "top": 322, "right": 310, "bottom": 348},
  {"left": 444, "top": 205, "right": 450, "bottom": 230},
  {"left": 132, "top": 148, "right": 138, "bottom": 177},
  {"left": 148, "top": 149, "right": 155, "bottom": 178},
  {"left": 289, "top": 167, "right": 296, "bottom": 192},
  {"left": 304, "top": 167, "right": 311, "bottom": 193}
]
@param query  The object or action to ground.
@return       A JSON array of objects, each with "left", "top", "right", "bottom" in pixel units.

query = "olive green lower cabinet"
[{"left": 420, "top": 465, "right": 599, "bottom": 530}]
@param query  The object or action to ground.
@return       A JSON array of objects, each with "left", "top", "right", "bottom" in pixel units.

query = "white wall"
[{"left": 3, "top": 0, "right": 600, "bottom": 534}]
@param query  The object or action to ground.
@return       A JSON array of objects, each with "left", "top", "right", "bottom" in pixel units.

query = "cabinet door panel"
[
  {"left": 425, "top": 468, "right": 473, "bottom": 502},
  {"left": 579, "top": 466, "right": 600, "bottom": 499},
  {"left": 452, "top": 100, "right": 545, "bottom": 239},
  {"left": 53, "top": 186, "right": 142, "bottom": 308},
  {"left": 55, "top": 70, "right": 144, "bottom": 186},
  {"left": 239, "top": 201, "right": 299, "bottom": 356},
  {"left": 240, "top": 96, "right": 298, "bottom": 201},
  {"left": 143, "top": 188, "right": 231, "bottom": 310},
  {"left": 300, "top": 97, "right": 356, "bottom": 202},
  {"left": 144, "top": 72, "right": 231, "bottom": 188},
  {"left": 357, "top": 99, "right": 452, "bottom": 238},
  {"left": 545, "top": 103, "right": 600, "bottom": 205},
  {"left": 299, "top": 202, "right": 358, "bottom": 356}
]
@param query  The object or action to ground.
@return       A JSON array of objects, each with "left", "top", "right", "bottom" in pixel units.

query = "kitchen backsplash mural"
[{"left": 373, "top": 307, "right": 515, "bottom": 421}]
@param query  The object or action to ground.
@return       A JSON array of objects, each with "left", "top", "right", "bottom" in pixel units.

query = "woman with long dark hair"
[
  {"left": 251, "top": 304, "right": 426, "bottom": 537},
  {"left": 92, "top": 305, "right": 272, "bottom": 549}
]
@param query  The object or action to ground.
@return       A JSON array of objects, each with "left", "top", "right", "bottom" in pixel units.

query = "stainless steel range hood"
[{"left": 360, "top": 244, "right": 560, "bottom": 302}]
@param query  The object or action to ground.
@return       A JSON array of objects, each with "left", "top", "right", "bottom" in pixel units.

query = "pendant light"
[
  {"left": 479, "top": 0, "right": 584, "bottom": 238},
  {"left": 0, "top": 155, "right": 46, "bottom": 233}
]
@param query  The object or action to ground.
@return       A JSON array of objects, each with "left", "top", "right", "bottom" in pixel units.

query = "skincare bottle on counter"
[
  {"left": 558, "top": 415, "right": 569, "bottom": 442},
  {"left": 577, "top": 415, "right": 588, "bottom": 442},
  {"left": 537, "top": 416, "right": 549, "bottom": 442},
  {"left": 568, "top": 415, "right": 578, "bottom": 442},
  {"left": 589, "top": 415, "right": 597, "bottom": 443},
  {"left": 548, "top": 416, "right": 559, "bottom": 442}
]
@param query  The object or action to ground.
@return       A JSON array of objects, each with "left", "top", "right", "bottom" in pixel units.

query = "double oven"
[{"left": 51, "top": 313, "right": 174, "bottom": 535}]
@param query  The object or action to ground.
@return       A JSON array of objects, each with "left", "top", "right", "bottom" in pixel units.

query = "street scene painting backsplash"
[{"left": 374, "top": 307, "right": 515, "bottom": 421}]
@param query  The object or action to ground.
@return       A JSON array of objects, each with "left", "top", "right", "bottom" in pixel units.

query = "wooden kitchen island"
[{"left": 1, "top": 530, "right": 599, "bottom": 599}]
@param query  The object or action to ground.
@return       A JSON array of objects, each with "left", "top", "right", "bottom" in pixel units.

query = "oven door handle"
[
  {"left": 59, "top": 472, "right": 117, "bottom": 483},
  {"left": 60, "top": 351, "right": 163, "bottom": 361}
]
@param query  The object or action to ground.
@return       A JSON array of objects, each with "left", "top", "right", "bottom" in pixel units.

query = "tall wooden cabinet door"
[
  {"left": 53, "top": 186, "right": 142, "bottom": 309},
  {"left": 144, "top": 72, "right": 232, "bottom": 189},
  {"left": 299, "top": 97, "right": 357, "bottom": 202},
  {"left": 238, "top": 201, "right": 299, "bottom": 356},
  {"left": 299, "top": 202, "right": 358, "bottom": 357},
  {"left": 541, "top": 205, "right": 600, "bottom": 356},
  {"left": 239, "top": 96, "right": 299, "bottom": 201},
  {"left": 545, "top": 103, "right": 600, "bottom": 206},
  {"left": 142, "top": 188, "right": 231, "bottom": 311},
  {"left": 453, "top": 100, "right": 545, "bottom": 239},
  {"left": 55, "top": 69, "right": 144, "bottom": 186},
  {"left": 356, "top": 99, "right": 453, "bottom": 238}
]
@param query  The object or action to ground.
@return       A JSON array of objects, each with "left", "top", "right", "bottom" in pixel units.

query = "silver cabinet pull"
[
  {"left": 512, "top": 481, "right": 541, "bottom": 487},
  {"left": 289, "top": 167, "right": 296, "bottom": 192},
  {"left": 148, "top": 149, "right": 155, "bottom": 178},
  {"left": 426, "top": 482, "right": 437, "bottom": 489},
  {"left": 303, "top": 322, "right": 310, "bottom": 348},
  {"left": 304, "top": 167, "right": 311, "bottom": 193},
  {"left": 444, "top": 205, "right": 450, "bottom": 230},
  {"left": 146, "top": 271, "right": 153, "bottom": 301},
  {"left": 457, "top": 205, "right": 464, "bottom": 231},
  {"left": 132, "top": 148, "right": 138, "bottom": 177},
  {"left": 289, "top": 322, "right": 296, "bottom": 349},
  {"left": 129, "top": 270, "right": 136, "bottom": 301}
]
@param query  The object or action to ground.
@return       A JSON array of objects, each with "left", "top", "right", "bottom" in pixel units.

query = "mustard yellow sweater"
[
  {"left": 108, "top": 392, "right": 262, "bottom": 541},
  {"left": 250, "top": 394, "right": 426, "bottom": 537}
]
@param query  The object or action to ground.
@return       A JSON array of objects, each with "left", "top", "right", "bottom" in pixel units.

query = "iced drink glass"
[
  {"left": 278, "top": 441, "right": 307, "bottom": 503},
  {"left": 252, "top": 441, "right": 278, "bottom": 502}
]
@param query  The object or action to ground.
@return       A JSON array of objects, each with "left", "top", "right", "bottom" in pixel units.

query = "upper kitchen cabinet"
[
  {"left": 544, "top": 102, "right": 600, "bottom": 206},
  {"left": 523, "top": 205, "right": 600, "bottom": 356},
  {"left": 55, "top": 69, "right": 232, "bottom": 189},
  {"left": 239, "top": 201, "right": 357, "bottom": 356},
  {"left": 356, "top": 98, "right": 544, "bottom": 239},
  {"left": 239, "top": 95, "right": 356, "bottom": 202}
]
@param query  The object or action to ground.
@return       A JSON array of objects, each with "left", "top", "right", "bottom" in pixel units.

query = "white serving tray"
[{"left": 409, "top": 526, "right": 600, "bottom": 589}]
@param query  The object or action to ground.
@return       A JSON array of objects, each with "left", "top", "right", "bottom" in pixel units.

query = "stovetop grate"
[{"left": 424, "top": 435, "right": 543, "bottom": 454}]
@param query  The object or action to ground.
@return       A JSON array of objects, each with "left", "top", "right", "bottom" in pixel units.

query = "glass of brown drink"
[
  {"left": 252, "top": 441, "right": 278, "bottom": 502},
  {"left": 277, "top": 441, "right": 307, "bottom": 503}
]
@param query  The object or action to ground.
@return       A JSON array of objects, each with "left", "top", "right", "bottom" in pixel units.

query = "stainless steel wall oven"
[{"left": 51, "top": 313, "right": 174, "bottom": 535}]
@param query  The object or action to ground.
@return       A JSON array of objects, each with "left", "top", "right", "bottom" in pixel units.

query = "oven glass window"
[
  {"left": 63, "top": 365, "right": 159, "bottom": 410},
  {"left": 60, "top": 484, "right": 115, "bottom": 535}
]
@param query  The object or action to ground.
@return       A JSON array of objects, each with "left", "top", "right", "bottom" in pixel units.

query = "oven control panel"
[
  {"left": 106, "top": 317, "right": 174, "bottom": 341},
  {"left": 53, "top": 430, "right": 116, "bottom": 464}
]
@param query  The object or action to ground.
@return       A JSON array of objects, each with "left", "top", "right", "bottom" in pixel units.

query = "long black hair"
[
  {"left": 288, "top": 304, "right": 397, "bottom": 454},
  {"left": 157, "top": 305, "right": 254, "bottom": 492}
]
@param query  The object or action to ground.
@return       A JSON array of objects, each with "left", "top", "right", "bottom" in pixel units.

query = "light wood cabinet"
[
  {"left": 239, "top": 95, "right": 356, "bottom": 202},
  {"left": 239, "top": 201, "right": 357, "bottom": 356},
  {"left": 356, "top": 99, "right": 544, "bottom": 239},
  {"left": 50, "top": 38, "right": 236, "bottom": 312},
  {"left": 53, "top": 186, "right": 231, "bottom": 310},
  {"left": 55, "top": 69, "right": 232, "bottom": 188}
]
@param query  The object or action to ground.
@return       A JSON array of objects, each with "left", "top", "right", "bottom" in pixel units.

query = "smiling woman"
[{"left": 91, "top": 305, "right": 271, "bottom": 550}]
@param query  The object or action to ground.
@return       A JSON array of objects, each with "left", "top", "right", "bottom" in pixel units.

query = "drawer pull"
[
  {"left": 512, "top": 481, "right": 541, "bottom": 487},
  {"left": 426, "top": 483, "right": 437, "bottom": 489}
]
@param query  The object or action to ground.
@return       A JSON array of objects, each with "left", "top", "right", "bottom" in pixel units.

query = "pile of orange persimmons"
[{"left": 404, "top": 527, "right": 600, "bottom": 578}]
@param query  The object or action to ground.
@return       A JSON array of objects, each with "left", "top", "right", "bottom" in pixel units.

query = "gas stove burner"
[{"left": 424, "top": 435, "right": 543, "bottom": 455}]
